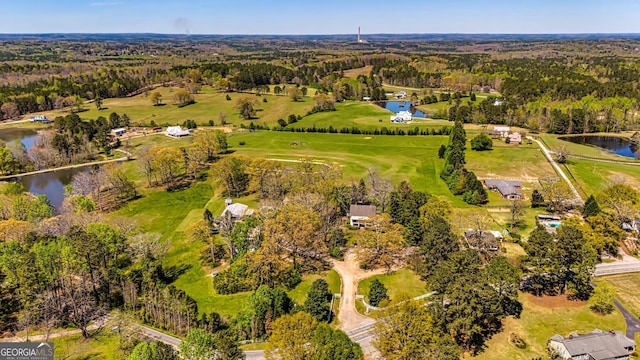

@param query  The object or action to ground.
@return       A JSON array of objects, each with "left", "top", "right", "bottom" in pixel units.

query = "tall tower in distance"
[{"left": 358, "top": 27, "right": 361, "bottom": 43}]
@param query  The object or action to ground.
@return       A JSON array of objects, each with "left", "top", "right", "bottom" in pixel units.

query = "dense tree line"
[{"left": 440, "top": 120, "right": 488, "bottom": 205}]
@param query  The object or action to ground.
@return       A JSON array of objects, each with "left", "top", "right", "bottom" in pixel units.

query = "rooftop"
[
  {"left": 551, "top": 330, "right": 635, "bottom": 360},
  {"left": 349, "top": 204, "right": 376, "bottom": 218},
  {"left": 484, "top": 179, "right": 523, "bottom": 197}
]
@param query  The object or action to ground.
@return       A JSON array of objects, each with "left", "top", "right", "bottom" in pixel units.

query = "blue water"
[
  {"left": 561, "top": 135, "right": 637, "bottom": 159},
  {"left": 377, "top": 101, "right": 427, "bottom": 118},
  {"left": 0, "top": 128, "right": 83, "bottom": 209},
  {"left": 547, "top": 222, "right": 561, "bottom": 228}
]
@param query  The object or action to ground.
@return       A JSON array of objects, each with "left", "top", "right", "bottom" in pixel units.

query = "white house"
[
  {"left": 549, "top": 330, "right": 635, "bottom": 360},
  {"left": 390, "top": 110, "right": 413, "bottom": 123},
  {"left": 362, "top": 97, "right": 371, "bottom": 101},
  {"left": 110, "top": 128, "right": 126, "bottom": 137},
  {"left": 395, "top": 91, "right": 408, "bottom": 99},
  {"left": 489, "top": 126, "right": 511, "bottom": 138},
  {"left": 166, "top": 126, "right": 190, "bottom": 138},
  {"left": 349, "top": 204, "right": 377, "bottom": 228},
  {"left": 221, "top": 203, "right": 252, "bottom": 220},
  {"left": 29, "top": 115, "right": 51, "bottom": 123}
]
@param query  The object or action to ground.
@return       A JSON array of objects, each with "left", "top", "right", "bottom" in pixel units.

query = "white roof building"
[
  {"left": 111, "top": 128, "right": 126, "bottom": 136},
  {"left": 166, "top": 126, "right": 190, "bottom": 138},
  {"left": 221, "top": 203, "right": 252, "bottom": 219},
  {"left": 390, "top": 110, "right": 413, "bottom": 123}
]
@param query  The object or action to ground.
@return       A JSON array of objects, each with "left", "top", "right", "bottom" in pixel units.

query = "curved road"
[{"left": 613, "top": 300, "right": 640, "bottom": 339}]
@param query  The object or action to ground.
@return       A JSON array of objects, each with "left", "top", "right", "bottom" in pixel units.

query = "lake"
[
  {"left": 0, "top": 128, "right": 84, "bottom": 208},
  {"left": 377, "top": 101, "right": 427, "bottom": 118},
  {"left": 560, "top": 135, "right": 638, "bottom": 159}
]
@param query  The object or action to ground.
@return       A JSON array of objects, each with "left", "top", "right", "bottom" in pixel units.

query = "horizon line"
[{"left": 2, "top": 32, "right": 640, "bottom": 36}]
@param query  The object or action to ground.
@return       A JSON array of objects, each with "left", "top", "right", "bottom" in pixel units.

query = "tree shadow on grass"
[{"left": 162, "top": 263, "right": 193, "bottom": 283}]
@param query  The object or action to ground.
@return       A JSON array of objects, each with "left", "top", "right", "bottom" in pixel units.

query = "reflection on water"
[
  {"left": 560, "top": 135, "right": 638, "bottom": 159},
  {"left": 0, "top": 128, "right": 87, "bottom": 209},
  {"left": 376, "top": 101, "right": 428, "bottom": 118}
]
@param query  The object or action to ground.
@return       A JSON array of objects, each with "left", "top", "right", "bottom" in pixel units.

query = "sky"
[{"left": 2, "top": 0, "right": 640, "bottom": 34}]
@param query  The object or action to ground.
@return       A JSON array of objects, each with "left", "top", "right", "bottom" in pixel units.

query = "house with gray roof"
[
  {"left": 221, "top": 202, "right": 252, "bottom": 220},
  {"left": 484, "top": 179, "right": 523, "bottom": 200},
  {"left": 349, "top": 204, "right": 377, "bottom": 228},
  {"left": 549, "top": 329, "right": 636, "bottom": 360}
]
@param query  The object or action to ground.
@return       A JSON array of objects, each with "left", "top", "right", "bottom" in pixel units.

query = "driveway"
[{"left": 614, "top": 300, "right": 640, "bottom": 339}]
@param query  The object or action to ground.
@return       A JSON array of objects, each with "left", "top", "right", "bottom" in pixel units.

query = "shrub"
[
  {"left": 2, "top": 182, "right": 26, "bottom": 195},
  {"left": 471, "top": 134, "right": 493, "bottom": 151},
  {"left": 225, "top": 94, "right": 231, "bottom": 101},
  {"left": 239, "top": 141, "right": 246, "bottom": 146},
  {"left": 509, "top": 333, "right": 526, "bottom": 349}
]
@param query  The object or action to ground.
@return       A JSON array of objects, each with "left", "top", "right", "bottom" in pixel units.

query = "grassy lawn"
[
  {"left": 287, "top": 270, "right": 341, "bottom": 304},
  {"left": 468, "top": 293, "right": 625, "bottom": 360},
  {"left": 287, "top": 101, "right": 452, "bottom": 132},
  {"left": 598, "top": 273, "right": 640, "bottom": 319},
  {"left": 36, "top": 86, "right": 315, "bottom": 128},
  {"left": 229, "top": 130, "right": 457, "bottom": 199},
  {"left": 466, "top": 145, "right": 555, "bottom": 180},
  {"left": 52, "top": 332, "right": 120, "bottom": 360},
  {"left": 563, "top": 159, "right": 640, "bottom": 195},
  {"left": 357, "top": 268, "right": 427, "bottom": 303}
]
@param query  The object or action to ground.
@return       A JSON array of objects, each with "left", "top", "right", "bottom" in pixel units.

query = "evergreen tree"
[
  {"left": 438, "top": 144, "right": 447, "bottom": 159},
  {"left": 582, "top": 195, "right": 601, "bottom": 218},
  {"left": 304, "top": 279, "right": 332, "bottom": 322},
  {"left": 368, "top": 279, "right": 388, "bottom": 307},
  {"left": 531, "top": 189, "right": 545, "bottom": 208}
]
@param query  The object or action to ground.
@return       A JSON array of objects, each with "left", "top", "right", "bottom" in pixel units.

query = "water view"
[
  {"left": 0, "top": 128, "right": 83, "bottom": 208},
  {"left": 560, "top": 135, "right": 638, "bottom": 159},
  {"left": 377, "top": 101, "right": 427, "bottom": 118}
]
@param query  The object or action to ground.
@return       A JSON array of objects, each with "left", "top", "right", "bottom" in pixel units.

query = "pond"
[
  {"left": 560, "top": 135, "right": 638, "bottom": 159},
  {"left": 377, "top": 101, "right": 427, "bottom": 118},
  {"left": 0, "top": 128, "right": 84, "bottom": 209}
]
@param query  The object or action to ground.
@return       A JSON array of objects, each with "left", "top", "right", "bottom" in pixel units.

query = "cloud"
[{"left": 90, "top": 1, "right": 123, "bottom": 6}]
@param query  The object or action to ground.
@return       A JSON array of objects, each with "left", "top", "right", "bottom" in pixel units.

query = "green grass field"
[
  {"left": 469, "top": 293, "right": 625, "bottom": 360},
  {"left": 287, "top": 101, "right": 452, "bottom": 132},
  {"left": 38, "top": 86, "right": 315, "bottom": 128},
  {"left": 287, "top": 270, "right": 341, "bottom": 304},
  {"left": 598, "top": 273, "right": 640, "bottom": 319},
  {"left": 356, "top": 268, "right": 427, "bottom": 303},
  {"left": 51, "top": 332, "right": 120, "bottom": 360},
  {"left": 562, "top": 159, "right": 640, "bottom": 195}
]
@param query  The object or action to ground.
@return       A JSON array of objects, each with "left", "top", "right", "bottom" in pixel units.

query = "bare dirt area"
[{"left": 524, "top": 294, "right": 585, "bottom": 309}]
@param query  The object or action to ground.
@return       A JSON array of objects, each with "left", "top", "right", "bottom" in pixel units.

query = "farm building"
[
  {"left": 110, "top": 128, "right": 126, "bottom": 137},
  {"left": 548, "top": 330, "right": 635, "bottom": 360},
  {"left": 166, "top": 126, "right": 190, "bottom": 138},
  {"left": 508, "top": 132, "right": 522, "bottom": 144},
  {"left": 349, "top": 204, "right": 377, "bottom": 228},
  {"left": 484, "top": 180, "right": 523, "bottom": 200},
  {"left": 390, "top": 110, "right": 413, "bottom": 123},
  {"left": 395, "top": 91, "right": 408, "bottom": 99},
  {"left": 221, "top": 202, "right": 252, "bottom": 220},
  {"left": 489, "top": 126, "right": 510, "bottom": 137},
  {"left": 29, "top": 115, "right": 51, "bottom": 123}
]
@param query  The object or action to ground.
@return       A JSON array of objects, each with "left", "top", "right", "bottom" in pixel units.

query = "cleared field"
[
  {"left": 37, "top": 86, "right": 315, "bottom": 128},
  {"left": 469, "top": 293, "right": 625, "bottom": 360},
  {"left": 287, "top": 270, "right": 341, "bottom": 304},
  {"left": 52, "top": 332, "right": 120, "bottom": 360}
]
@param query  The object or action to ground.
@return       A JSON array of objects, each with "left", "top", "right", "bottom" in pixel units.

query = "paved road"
[
  {"left": 614, "top": 300, "right": 640, "bottom": 339},
  {"left": 594, "top": 248, "right": 640, "bottom": 277},
  {"left": 528, "top": 136, "right": 584, "bottom": 205}
]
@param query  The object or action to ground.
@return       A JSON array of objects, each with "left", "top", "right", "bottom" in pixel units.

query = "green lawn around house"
[
  {"left": 356, "top": 268, "right": 427, "bottom": 304},
  {"left": 468, "top": 293, "right": 625, "bottom": 360}
]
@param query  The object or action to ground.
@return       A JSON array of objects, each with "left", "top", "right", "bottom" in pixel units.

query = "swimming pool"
[{"left": 547, "top": 222, "right": 561, "bottom": 227}]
